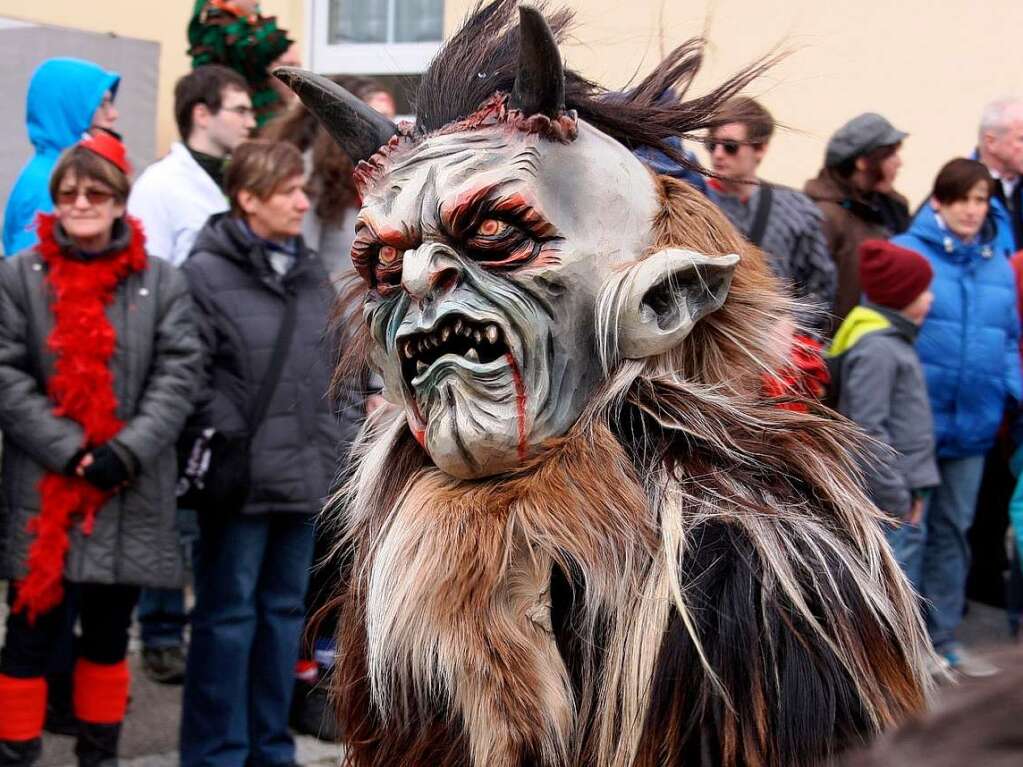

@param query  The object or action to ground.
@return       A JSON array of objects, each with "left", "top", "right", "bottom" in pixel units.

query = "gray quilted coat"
[
  {"left": 0, "top": 220, "right": 202, "bottom": 587},
  {"left": 181, "top": 214, "right": 352, "bottom": 515}
]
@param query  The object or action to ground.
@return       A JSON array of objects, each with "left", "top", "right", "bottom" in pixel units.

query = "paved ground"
[
  {"left": 33, "top": 651, "right": 343, "bottom": 767},
  {"left": 1, "top": 591, "right": 1015, "bottom": 767}
]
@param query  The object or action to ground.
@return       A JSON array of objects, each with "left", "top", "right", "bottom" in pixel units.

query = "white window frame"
[{"left": 307, "top": 0, "right": 442, "bottom": 74}]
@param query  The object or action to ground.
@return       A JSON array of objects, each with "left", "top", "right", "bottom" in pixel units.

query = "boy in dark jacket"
[{"left": 829, "top": 239, "right": 940, "bottom": 588}]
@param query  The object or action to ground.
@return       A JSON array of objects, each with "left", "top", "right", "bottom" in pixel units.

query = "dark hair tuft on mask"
[{"left": 414, "top": 0, "right": 780, "bottom": 172}]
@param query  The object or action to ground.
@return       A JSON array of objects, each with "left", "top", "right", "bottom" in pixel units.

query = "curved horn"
[
  {"left": 272, "top": 67, "right": 397, "bottom": 163},
  {"left": 509, "top": 5, "right": 565, "bottom": 117}
]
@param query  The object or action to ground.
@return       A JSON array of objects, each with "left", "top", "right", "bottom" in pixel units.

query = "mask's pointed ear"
[{"left": 604, "top": 249, "right": 740, "bottom": 360}]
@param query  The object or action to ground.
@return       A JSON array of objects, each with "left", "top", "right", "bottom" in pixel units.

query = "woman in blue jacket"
[
  {"left": 2, "top": 58, "right": 120, "bottom": 256},
  {"left": 891, "top": 158, "right": 1020, "bottom": 674}
]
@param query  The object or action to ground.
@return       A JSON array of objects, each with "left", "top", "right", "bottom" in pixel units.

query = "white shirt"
[{"left": 128, "top": 142, "right": 228, "bottom": 266}]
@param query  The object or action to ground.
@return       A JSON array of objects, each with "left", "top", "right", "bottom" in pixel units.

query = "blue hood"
[
  {"left": 902, "top": 201, "right": 1012, "bottom": 265},
  {"left": 25, "top": 58, "right": 120, "bottom": 154},
  {"left": 3, "top": 59, "right": 120, "bottom": 255}
]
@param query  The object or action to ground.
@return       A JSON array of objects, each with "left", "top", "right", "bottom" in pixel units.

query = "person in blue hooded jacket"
[
  {"left": 891, "top": 157, "right": 1020, "bottom": 677},
  {"left": 2, "top": 58, "right": 120, "bottom": 256}
]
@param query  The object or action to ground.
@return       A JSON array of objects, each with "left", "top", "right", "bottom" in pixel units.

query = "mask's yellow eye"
[
  {"left": 477, "top": 218, "right": 506, "bottom": 237},
  {"left": 378, "top": 245, "right": 400, "bottom": 265}
]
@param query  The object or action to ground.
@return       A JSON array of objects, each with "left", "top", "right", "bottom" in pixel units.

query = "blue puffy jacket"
[
  {"left": 891, "top": 202, "right": 1021, "bottom": 459},
  {"left": 2, "top": 58, "right": 120, "bottom": 256}
]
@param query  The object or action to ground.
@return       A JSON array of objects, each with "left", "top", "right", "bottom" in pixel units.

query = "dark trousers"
[
  {"left": 181, "top": 513, "right": 315, "bottom": 767},
  {"left": 138, "top": 508, "right": 199, "bottom": 648},
  {"left": 1, "top": 583, "right": 139, "bottom": 678}
]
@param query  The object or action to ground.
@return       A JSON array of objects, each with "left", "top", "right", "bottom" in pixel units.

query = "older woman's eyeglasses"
[{"left": 56, "top": 187, "right": 115, "bottom": 206}]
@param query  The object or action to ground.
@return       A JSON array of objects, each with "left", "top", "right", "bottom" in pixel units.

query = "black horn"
[
  {"left": 272, "top": 67, "right": 397, "bottom": 163},
  {"left": 509, "top": 5, "right": 565, "bottom": 117}
]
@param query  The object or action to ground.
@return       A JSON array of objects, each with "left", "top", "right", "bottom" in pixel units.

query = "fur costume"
[
  {"left": 277, "top": 3, "right": 933, "bottom": 765},
  {"left": 14, "top": 213, "right": 146, "bottom": 621}
]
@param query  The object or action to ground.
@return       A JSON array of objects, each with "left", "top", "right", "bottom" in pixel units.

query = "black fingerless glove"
[{"left": 82, "top": 444, "right": 135, "bottom": 491}]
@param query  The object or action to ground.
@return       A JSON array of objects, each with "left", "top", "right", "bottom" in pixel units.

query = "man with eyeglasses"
[
  {"left": 128, "top": 64, "right": 255, "bottom": 267},
  {"left": 3, "top": 58, "right": 120, "bottom": 256},
  {"left": 705, "top": 97, "right": 835, "bottom": 337},
  {"left": 126, "top": 64, "right": 254, "bottom": 687}
]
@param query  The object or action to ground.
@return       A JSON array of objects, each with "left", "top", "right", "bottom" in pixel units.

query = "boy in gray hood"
[{"left": 829, "top": 239, "right": 940, "bottom": 588}]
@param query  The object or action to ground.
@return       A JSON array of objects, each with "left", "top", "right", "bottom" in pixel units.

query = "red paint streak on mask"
[
  {"left": 408, "top": 400, "right": 427, "bottom": 448},
  {"left": 506, "top": 352, "right": 528, "bottom": 461}
]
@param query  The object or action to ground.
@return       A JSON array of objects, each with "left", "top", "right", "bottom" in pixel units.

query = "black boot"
[
  {"left": 75, "top": 723, "right": 120, "bottom": 767},
  {"left": 44, "top": 671, "right": 78, "bottom": 736},
  {"left": 0, "top": 739, "right": 41, "bottom": 767}
]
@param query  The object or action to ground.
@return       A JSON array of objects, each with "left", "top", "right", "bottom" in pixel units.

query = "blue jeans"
[
  {"left": 139, "top": 508, "right": 199, "bottom": 648},
  {"left": 180, "top": 513, "right": 315, "bottom": 767},
  {"left": 920, "top": 455, "right": 986, "bottom": 650},
  {"left": 885, "top": 513, "right": 926, "bottom": 594}
]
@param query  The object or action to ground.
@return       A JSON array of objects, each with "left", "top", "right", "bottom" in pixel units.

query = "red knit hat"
[
  {"left": 79, "top": 129, "right": 132, "bottom": 176},
  {"left": 858, "top": 239, "right": 933, "bottom": 310}
]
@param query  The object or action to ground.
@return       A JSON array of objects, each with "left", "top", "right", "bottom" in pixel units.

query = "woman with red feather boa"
[{"left": 0, "top": 131, "right": 202, "bottom": 766}]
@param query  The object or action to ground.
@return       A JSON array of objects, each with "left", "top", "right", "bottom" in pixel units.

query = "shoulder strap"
[
  {"left": 246, "top": 288, "right": 299, "bottom": 431},
  {"left": 748, "top": 182, "right": 774, "bottom": 247}
]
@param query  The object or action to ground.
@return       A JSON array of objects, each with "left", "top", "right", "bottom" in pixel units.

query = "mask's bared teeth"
[
  {"left": 417, "top": 360, "right": 427, "bottom": 373},
  {"left": 473, "top": 329, "right": 482, "bottom": 344},
  {"left": 454, "top": 318, "right": 464, "bottom": 335},
  {"left": 441, "top": 326, "right": 451, "bottom": 343},
  {"left": 485, "top": 324, "right": 499, "bottom": 345},
  {"left": 465, "top": 348, "right": 480, "bottom": 362},
  {"left": 402, "top": 340, "right": 413, "bottom": 359}
]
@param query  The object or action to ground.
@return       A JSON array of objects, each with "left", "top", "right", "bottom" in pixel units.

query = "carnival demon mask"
[{"left": 276, "top": 8, "right": 738, "bottom": 478}]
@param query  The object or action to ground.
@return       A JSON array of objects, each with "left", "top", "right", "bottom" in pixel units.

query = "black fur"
[{"left": 414, "top": 1, "right": 777, "bottom": 167}]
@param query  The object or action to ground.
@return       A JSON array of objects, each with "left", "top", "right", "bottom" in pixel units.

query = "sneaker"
[
  {"left": 141, "top": 645, "right": 187, "bottom": 685},
  {"left": 940, "top": 643, "right": 999, "bottom": 678},
  {"left": 924, "top": 651, "right": 954, "bottom": 685}
]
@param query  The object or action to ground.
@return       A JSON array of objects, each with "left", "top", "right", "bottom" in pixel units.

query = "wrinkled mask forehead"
[{"left": 357, "top": 120, "right": 659, "bottom": 271}]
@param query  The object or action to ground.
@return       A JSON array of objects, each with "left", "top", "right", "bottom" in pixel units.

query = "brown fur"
[{"left": 324, "top": 175, "right": 931, "bottom": 767}]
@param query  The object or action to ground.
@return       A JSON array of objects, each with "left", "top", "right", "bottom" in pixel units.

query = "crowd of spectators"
[{"left": 0, "top": 5, "right": 1022, "bottom": 764}]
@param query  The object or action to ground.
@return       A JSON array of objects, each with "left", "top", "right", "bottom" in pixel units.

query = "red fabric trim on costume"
[
  {"left": 73, "top": 659, "right": 131, "bottom": 724},
  {"left": 0, "top": 674, "right": 47, "bottom": 740},
  {"left": 13, "top": 214, "right": 147, "bottom": 623}
]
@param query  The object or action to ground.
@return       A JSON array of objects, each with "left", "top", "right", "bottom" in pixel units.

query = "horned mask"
[{"left": 276, "top": 7, "right": 738, "bottom": 479}]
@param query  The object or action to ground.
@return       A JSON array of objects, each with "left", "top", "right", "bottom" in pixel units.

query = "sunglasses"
[
  {"left": 56, "top": 187, "right": 116, "bottom": 207},
  {"left": 705, "top": 139, "right": 742, "bottom": 156}
]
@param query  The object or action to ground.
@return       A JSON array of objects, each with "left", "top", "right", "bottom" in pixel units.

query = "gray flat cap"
[{"left": 825, "top": 113, "right": 908, "bottom": 167}]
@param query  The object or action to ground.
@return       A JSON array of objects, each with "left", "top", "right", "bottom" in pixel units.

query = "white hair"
[{"left": 979, "top": 98, "right": 1023, "bottom": 140}]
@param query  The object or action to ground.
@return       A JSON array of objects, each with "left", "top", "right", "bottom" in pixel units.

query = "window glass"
[{"left": 329, "top": 0, "right": 443, "bottom": 44}]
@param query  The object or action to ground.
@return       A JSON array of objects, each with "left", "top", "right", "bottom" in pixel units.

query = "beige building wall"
[
  {"left": 0, "top": 0, "right": 305, "bottom": 158},
  {"left": 2, "top": 0, "right": 1020, "bottom": 204},
  {"left": 444, "top": 0, "right": 1023, "bottom": 205}
]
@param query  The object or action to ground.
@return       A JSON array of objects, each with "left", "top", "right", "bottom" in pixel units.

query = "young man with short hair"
[
  {"left": 705, "top": 97, "right": 835, "bottom": 335},
  {"left": 128, "top": 64, "right": 255, "bottom": 266},
  {"left": 127, "top": 64, "right": 254, "bottom": 684}
]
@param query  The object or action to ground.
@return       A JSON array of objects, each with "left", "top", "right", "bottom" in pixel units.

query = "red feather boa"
[{"left": 14, "top": 213, "right": 147, "bottom": 622}]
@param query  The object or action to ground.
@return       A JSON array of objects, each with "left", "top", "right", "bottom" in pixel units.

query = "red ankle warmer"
[
  {"left": 73, "top": 659, "right": 130, "bottom": 724},
  {"left": 0, "top": 674, "right": 46, "bottom": 741}
]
